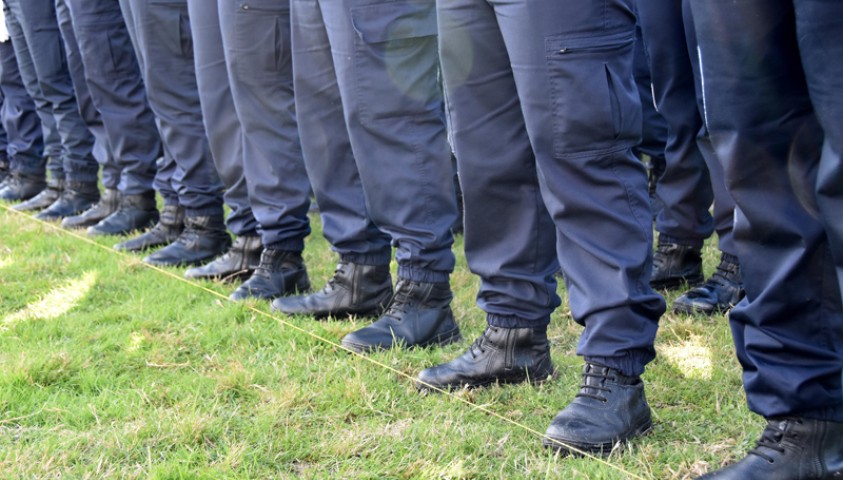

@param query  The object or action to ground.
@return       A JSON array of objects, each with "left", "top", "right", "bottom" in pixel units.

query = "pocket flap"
[{"left": 350, "top": 1, "right": 437, "bottom": 43}]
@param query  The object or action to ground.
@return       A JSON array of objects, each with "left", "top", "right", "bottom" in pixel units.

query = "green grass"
[{"left": 0, "top": 205, "right": 758, "bottom": 479}]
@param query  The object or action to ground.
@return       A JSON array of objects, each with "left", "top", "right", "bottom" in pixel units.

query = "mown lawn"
[{"left": 0, "top": 204, "right": 759, "bottom": 479}]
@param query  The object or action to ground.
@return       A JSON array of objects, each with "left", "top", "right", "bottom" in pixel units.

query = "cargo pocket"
[
  {"left": 234, "top": 1, "right": 290, "bottom": 83},
  {"left": 546, "top": 30, "right": 640, "bottom": 157},
  {"left": 147, "top": 2, "right": 193, "bottom": 59},
  {"left": 78, "top": 26, "right": 139, "bottom": 78},
  {"left": 349, "top": 0, "right": 439, "bottom": 122}
]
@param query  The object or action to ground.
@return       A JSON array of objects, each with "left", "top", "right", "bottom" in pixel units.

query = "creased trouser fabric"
[
  {"left": 291, "top": 0, "right": 457, "bottom": 282},
  {"left": 439, "top": 0, "right": 664, "bottom": 376},
  {"left": 692, "top": 0, "right": 843, "bottom": 422}
]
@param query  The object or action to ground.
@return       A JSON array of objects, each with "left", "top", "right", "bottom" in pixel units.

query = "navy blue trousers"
[
  {"left": 119, "top": 0, "right": 224, "bottom": 216},
  {"left": 217, "top": 0, "right": 312, "bottom": 250},
  {"left": 637, "top": 0, "right": 736, "bottom": 253},
  {"left": 291, "top": 0, "right": 457, "bottom": 282},
  {"left": 692, "top": 0, "right": 843, "bottom": 422},
  {"left": 186, "top": 0, "right": 256, "bottom": 236},
  {"left": 64, "top": 0, "right": 161, "bottom": 196},
  {"left": 4, "top": 1, "right": 64, "bottom": 180},
  {"left": 5, "top": 0, "right": 98, "bottom": 184},
  {"left": 632, "top": 15, "right": 668, "bottom": 166},
  {"left": 55, "top": 0, "right": 118, "bottom": 190},
  {"left": 439, "top": 0, "right": 665, "bottom": 376},
  {"left": 0, "top": 41, "right": 44, "bottom": 178}
]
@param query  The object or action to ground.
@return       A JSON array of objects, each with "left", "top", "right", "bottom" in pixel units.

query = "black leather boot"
[
  {"left": 184, "top": 235, "right": 262, "bottom": 281},
  {"left": 143, "top": 214, "right": 231, "bottom": 267},
  {"left": 650, "top": 240, "right": 704, "bottom": 290},
  {"left": 416, "top": 326, "right": 555, "bottom": 391},
  {"left": 271, "top": 261, "right": 393, "bottom": 318},
  {"left": 2, "top": 173, "right": 48, "bottom": 204},
  {"left": 0, "top": 161, "right": 8, "bottom": 184},
  {"left": 543, "top": 362, "right": 652, "bottom": 456},
  {"left": 229, "top": 248, "right": 310, "bottom": 300},
  {"left": 341, "top": 279, "right": 462, "bottom": 353},
  {"left": 696, "top": 418, "right": 843, "bottom": 479},
  {"left": 114, "top": 204, "right": 184, "bottom": 252},
  {"left": 674, "top": 253, "right": 745, "bottom": 315},
  {"left": 61, "top": 188, "right": 120, "bottom": 229},
  {"left": 35, "top": 181, "right": 100, "bottom": 221},
  {"left": 88, "top": 191, "right": 158, "bottom": 236}
]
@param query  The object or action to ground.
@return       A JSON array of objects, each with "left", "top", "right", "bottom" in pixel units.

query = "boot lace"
[
  {"left": 468, "top": 327, "right": 498, "bottom": 359},
  {"left": 652, "top": 243, "right": 672, "bottom": 270},
  {"left": 383, "top": 280, "right": 414, "bottom": 319},
  {"left": 707, "top": 258, "right": 739, "bottom": 287},
  {"left": 320, "top": 263, "right": 349, "bottom": 294},
  {"left": 3, "top": 174, "right": 21, "bottom": 190},
  {"left": 175, "top": 224, "right": 200, "bottom": 246},
  {"left": 575, "top": 367, "right": 615, "bottom": 403},
  {"left": 748, "top": 419, "right": 794, "bottom": 464}
]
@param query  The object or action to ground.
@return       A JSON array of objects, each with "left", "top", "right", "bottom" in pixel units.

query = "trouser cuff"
[
  {"left": 487, "top": 313, "right": 551, "bottom": 329},
  {"left": 585, "top": 352, "right": 652, "bottom": 378},
  {"left": 341, "top": 251, "right": 391, "bottom": 267},
  {"left": 397, "top": 266, "right": 449, "bottom": 284}
]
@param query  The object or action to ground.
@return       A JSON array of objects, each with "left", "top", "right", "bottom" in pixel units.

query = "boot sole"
[
  {"left": 341, "top": 327, "right": 463, "bottom": 355},
  {"left": 114, "top": 242, "right": 170, "bottom": 253},
  {"left": 416, "top": 367, "right": 558, "bottom": 393},
  {"left": 542, "top": 419, "right": 652, "bottom": 457},
  {"left": 271, "top": 304, "right": 387, "bottom": 319},
  {"left": 673, "top": 302, "right": 729, "bottom": 316},
  {"left": 650, "top": 274, "right": 704, "bottom": 291}
]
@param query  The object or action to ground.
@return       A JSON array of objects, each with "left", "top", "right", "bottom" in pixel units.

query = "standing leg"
[
  {"left": 218, "top": 0, "right": 314, "bottom": 300},
  {"left": 419, "top": 0, "right": 664, "bottom": 456},
  {"left": 9, "top": 0, "right": 101, "bottom": 221},
  {"left": 0, "top": 41, "right": 44, "bottom": 195},
  {"left": 65, "top": 0, "right": 162, "bottom": 235},
  {"left": 121, "top": 0, "right": 232, "bottom": 266},
  {"left": 272, "top": 0, "right": 394, "bottom": 319},
  {"left": 692, "top": 0, "right": 843, "bottom": 476},
  {"left": 182, "top": 0, "right": 264, "bottom": 281}
]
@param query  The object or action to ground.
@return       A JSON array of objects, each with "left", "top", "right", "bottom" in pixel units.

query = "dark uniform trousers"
[
  {"left": 631, "top": 13, "right": 668, "bottom": 170},
  {"left": 4, "top": 0, "right": 98, "bottom": 184},
  {"left": 64, "top": 0, "right": 161, "bottom": 196},
  {"left": 218, "top": 0, "right": 312, "bottom": 249},
  {"left": 4, "top": 1, "right": 68, "bottom": 181},
  {"left": 55, "top": 0, "right": 118, "bottom": 190},
  {"left": 638, "top": 0, "right": 736, "bottom": 253},
  {"left": 692, "top": 0, "right": 843, "bottom": 422},
  {"left": 291, "top": 0, "right": 458, "bottom": 283},
  {"left": 439, "top": 0, "right": 665, "bottom": 376},
  {"left": 186, "top": 0, "right": 313, "bottom": 249},
  {"left": 0, "top": 41, "right": 44, "bottom": 178},
  {"left": 119, "top": 0, "right": 224, "bottom": 216},
  {"left": 185, "top": 0, "right": 257, "bottom": 237}
]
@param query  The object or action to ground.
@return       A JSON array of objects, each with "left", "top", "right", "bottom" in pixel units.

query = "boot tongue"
[
  {"left": 579, "top": 363, "right": 612, "bottom": 398},
  {"left": 749, "top": 418, "right": 792, "bottom": 462},
  {"left": 765, "top": 418, "right": 791, "bottom": 441}
]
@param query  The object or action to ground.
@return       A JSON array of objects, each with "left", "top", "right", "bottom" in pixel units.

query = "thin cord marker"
[{"left": 0, "top": 203, "right": 649, "bottom": 480}]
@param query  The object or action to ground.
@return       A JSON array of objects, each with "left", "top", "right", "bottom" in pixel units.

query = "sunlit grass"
[
  {"left": 0, "top": 206, "right": 757, "bottom": 479},
  {"left": 658, "top": 335, "right": 713, "bottom": 380},
  {"left": 2, "top": 270, "right": 97, "bottom": 329},
  {"left": 0, "top": 247, "right": 11, "bottom": 269}
]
